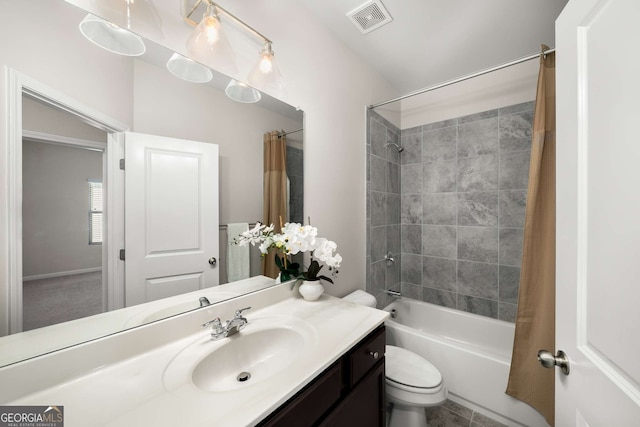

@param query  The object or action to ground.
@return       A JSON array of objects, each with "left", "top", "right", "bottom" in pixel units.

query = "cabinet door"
[
  {"left": 259, "top": 363, "right": 342, "bottom": 427},
  {"left": 319, "top": 361, "right": 385, "bottom": 427}
]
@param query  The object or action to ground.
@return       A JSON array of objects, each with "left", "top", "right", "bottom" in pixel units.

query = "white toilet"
[
  {"left": 385, "top": 344, "right": 447, "bottom": 427},
  {"left": 343, "top": 290, "right": 447, "bottom": 427}
]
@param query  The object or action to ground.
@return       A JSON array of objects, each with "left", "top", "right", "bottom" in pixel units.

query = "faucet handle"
[
  {"left": 234, "top": 306, "right": 252, "bottom": 318},
  {"left": 202, "top": 317, "right": 221, "bottom": 328},
  {"left": 202, "top": 317, "right": 225, "bottom": 338}
]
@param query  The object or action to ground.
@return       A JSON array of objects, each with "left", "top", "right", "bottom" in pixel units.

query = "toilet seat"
[{"left": 385, "top": 345, "right": 443, "bottom": 393}]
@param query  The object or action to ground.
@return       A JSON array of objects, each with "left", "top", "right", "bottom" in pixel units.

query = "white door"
[
  {"left": 124, "top": 132, "right": 219, "bottom": 306},
  {"left": 556, "top": 0, "right": 640, "bottom": 424}
]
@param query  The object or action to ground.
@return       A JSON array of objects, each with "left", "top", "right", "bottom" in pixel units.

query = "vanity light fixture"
[
  {"left": 248, "top": 41, "right": 286, "bottom": 98},
  {"left": 184, "top": 0, "right": 286, "bottom": 99},
  {"left": 79, "top": 14, "right": 146, "bottom": 57},
  {"left": 185, "top": 2, "right": 237, "bottom": 75},
  {"left": 166, "top": 53, "right": 214, "bottom": 83},
  {"left": 225, "top": 80, "right": 262, "bottom": 103}
]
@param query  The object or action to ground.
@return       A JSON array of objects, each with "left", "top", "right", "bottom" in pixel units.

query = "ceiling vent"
[{"left": 347, "top": 0, "right": 393, "bottom": 35}]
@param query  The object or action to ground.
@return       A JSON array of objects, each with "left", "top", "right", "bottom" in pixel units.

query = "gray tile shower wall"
[
  {"left": 366, "top": 110, "right": 402, "bottom": 307},
  {"left": 366, "top": 101, "right": 534, "bottom": 321},
  {"left": 286, "top": 145, "right": 304, "bottom": 225}
]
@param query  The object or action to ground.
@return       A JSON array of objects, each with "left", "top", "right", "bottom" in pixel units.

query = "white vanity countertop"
[{"left": 7, "top": 294, "right": 388, "bottom": 427}]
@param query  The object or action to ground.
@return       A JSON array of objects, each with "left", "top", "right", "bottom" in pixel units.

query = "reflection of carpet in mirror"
[{"left": 22, "top": 271, "right": 103, "bottom": 331}]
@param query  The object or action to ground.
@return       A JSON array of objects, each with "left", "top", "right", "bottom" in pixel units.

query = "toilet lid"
[{"left": 385, "top": 345, "right": 442, "bottom": 389}]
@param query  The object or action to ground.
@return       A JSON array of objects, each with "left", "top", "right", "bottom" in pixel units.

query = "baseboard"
[{"left": 23, "top": 267, "right": 102, "bottom": 282}]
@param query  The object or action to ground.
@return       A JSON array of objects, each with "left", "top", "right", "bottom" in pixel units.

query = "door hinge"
[
  {"left": 119, "top": 249, "right": 125, "bottom": 261},
  {"left": 119, "top": 159, "right": 125, "bottom": 170}
]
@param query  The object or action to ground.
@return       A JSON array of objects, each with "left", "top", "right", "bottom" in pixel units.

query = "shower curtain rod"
[
  {"left": 277, "top": 128, "right": 303, "bottom": 138},
  {"left": 368, "top": 48, "right": 555, "bottom": 109}
]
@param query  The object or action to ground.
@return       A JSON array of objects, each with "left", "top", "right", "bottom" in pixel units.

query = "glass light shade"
[
  {"left": 166, "top": 53, "right": 213, "bottom": 83},
  {"left": 248, "top": 44, "right": 286, "bottom": 98},
  {"left": 79, "top": 14, "right": 145, "bottom": 56},
  {"left": 93, "top": 0, "right": 163, "bottom": 39},
  {"left": 185, "top": 5, "right": 236, "bottom": 76},
  {"left": 225, "top": 80, "right": 262, "bottom": 103}
]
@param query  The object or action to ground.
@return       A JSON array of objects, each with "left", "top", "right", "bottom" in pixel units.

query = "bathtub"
[{"left": 384, "top": 299, "right": 547, "bottom": 427}]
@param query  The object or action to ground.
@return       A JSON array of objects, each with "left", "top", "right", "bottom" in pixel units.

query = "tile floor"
[
  {"left": 387, "top": 399, "right": 509, "bottom": 427},
  {"left": 424, "top": 399, "right": 508, "bottom": 427}
]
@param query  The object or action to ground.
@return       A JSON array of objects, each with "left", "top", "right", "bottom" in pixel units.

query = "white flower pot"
[{"left": 298, "top": 280, "right": 324, "bottom": 301}]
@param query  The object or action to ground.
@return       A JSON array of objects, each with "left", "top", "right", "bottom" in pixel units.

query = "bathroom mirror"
[{"left": 0, "top": 0, "right": 303, "bottom": 367}]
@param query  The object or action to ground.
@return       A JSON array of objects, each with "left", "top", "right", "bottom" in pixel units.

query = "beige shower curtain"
[
  {"left": 506, "top": 46, "right": 556, "bottom": 426},
  {"left": 262, "top": 131, "right": 288, "bottom": 278}
]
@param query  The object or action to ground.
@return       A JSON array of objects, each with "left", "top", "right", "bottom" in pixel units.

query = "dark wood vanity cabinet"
[{"left": 258, "top": 324, "right": 386, "bottom": 427}]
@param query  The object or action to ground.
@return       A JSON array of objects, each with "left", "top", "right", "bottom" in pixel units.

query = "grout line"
[
  {"left": 497, "top": 116, "right": 502, "bottom": 320},
  {"left": 455, "top": 122, "right": 460, "bottom": 309}
]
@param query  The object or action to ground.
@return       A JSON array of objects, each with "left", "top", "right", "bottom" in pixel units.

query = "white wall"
[
  {"left": 65, "top": 0, "right": 397, "bottom": 296},
  {"left": 399, "top": 60, "right": 539, "bottom": 129},
  {"left": 374, "top": 58, "right": 538, "bottom": 131},
  {"left": 22, "top": 97, "right": 109, "bottom": 143},
  {"left": 22, "top": 140, "right": 103, "bottom": 277}
]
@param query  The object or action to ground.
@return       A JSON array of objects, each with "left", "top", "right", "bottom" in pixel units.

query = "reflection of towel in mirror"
[{"left": 226, "top": 223, "right": 250, "bottom": 282}]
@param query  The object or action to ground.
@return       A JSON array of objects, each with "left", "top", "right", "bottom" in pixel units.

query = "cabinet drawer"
[
  {"left": 348, "top": 325, "right": 385, "bottom": 387},
  {"left": 258, "top": 361, "right": 342, "bottom": 427}
]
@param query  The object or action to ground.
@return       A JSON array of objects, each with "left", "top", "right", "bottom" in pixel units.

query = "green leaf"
[{"left": 274, "top": 255, "right": 284, "bottom": 269}]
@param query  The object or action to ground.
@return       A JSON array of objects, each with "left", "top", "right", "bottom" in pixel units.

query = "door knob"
[
  {"left": 208, "top": 257, "right": 217, "bottom": 266},
  {"left": 537, "top": 349, "right": 570, "bottom": 375}
]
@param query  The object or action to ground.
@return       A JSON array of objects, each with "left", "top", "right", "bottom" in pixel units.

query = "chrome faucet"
[
  {"left": 202, "top": 307, "right": 251, "bottom": 340},
  {"left": 199, "top": 297, "right": 211, "bottom": 307}
]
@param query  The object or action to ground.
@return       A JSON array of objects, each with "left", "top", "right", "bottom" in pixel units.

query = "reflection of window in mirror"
[{"left": 88, "top": 180, "right": 103, "bottom": 245}]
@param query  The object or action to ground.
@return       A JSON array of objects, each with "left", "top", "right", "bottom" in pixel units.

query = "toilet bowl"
[
  {"left": 342, "top": 290, "right": 447, "bottom": 427},
  {"left": 385, "top": 345, "right": 447, "bottom": 427}
]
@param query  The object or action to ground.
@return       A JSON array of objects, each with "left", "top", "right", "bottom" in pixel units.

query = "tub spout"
[{"left": 384, "top": 289, "right": 402, "bottom": 298}]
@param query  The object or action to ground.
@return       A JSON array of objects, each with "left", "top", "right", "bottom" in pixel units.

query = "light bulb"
[
  {"left": 248, "top": 42, "right": 286, "bottom": 98},
  {"left": 203, "top": 15, "right": 220, "bottom": 44},
  {"left": 259, "top": 53, "right": 273, "bottom": 74},
  {"left": 188, "top": 5, "right": 222, "bottom": 47}
]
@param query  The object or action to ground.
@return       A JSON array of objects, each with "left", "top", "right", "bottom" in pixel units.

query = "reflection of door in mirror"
[
  {"left": 22, "top": 96, "right": 108, "bottom": 331},
  {"left": 123, "top": 132, "right": 220, "bottom": 306},
  {"left": 18, "top": 100, "right": 223, "bottom": 330}
]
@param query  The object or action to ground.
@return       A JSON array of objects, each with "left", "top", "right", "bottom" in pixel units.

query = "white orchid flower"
[
  {"left": 238, "top": 220, "right": 341, "bottom": 278},
  {"left": 286, "top": 235, "right": 313, "bottom": 255},
  {"left": 326, "top": 253, "right": 342, "bottom": 268},
  {"left": 312, "top": 238, "right": 341, "bottom": 268},
  {"left": 259, "top": 236, "right": 274, "bottom": 254}
]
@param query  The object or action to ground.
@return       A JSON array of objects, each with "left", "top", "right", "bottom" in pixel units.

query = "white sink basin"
[
  {"left": 193, "top": 327, "right": 304, "bottom": 392},
  {"left": 163, "top": 316, "right": 318, "bottom": 393}
]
